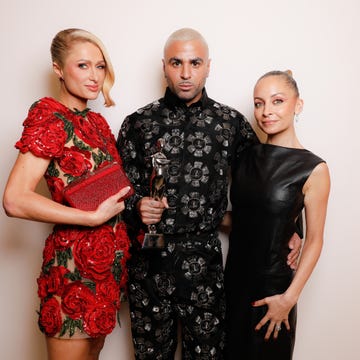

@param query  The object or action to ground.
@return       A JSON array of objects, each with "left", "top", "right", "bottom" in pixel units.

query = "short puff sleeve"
[{"left": 15, "top": 98, "right": 67, "bottom": 159}]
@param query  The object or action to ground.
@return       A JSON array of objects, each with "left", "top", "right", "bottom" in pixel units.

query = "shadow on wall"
[
  {"left": 1, "top": 177, "right": 51, "bottom": 251},
  {"left": 46, "top": 69, "right": 60, "bottom": 99},
  {"left": 1, "top": 174, "right": 51, "bottom": 359}
]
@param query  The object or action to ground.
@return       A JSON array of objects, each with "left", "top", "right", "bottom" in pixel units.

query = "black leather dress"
[{"left": 224, "top": 143, "right": 324, "bottom": 359}]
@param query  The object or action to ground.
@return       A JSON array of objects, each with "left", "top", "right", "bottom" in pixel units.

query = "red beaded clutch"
[{"left": 63, "top": 163, "right": 134, "bottom": 211}]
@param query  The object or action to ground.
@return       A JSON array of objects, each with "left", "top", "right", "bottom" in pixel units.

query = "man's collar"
[{"left": 163, "top": 87, "right": 209, "bottom": 109}]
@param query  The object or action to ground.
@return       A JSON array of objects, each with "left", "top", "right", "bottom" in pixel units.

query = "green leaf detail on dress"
[
  {"left": 56, "top": 248, "right": 73, "bottom": 267},
  {"left": 73, "top": 136, "right": 92, "bottom": 151},
  {"left": 42, "top": 258, "right": 55, "bottom": 274},
  {"left": 65, "top": 267, "right": 82, "bottom": 282},
  {"left": 83, "top": 280, "right": 96, "bottom": 292},
  {"left": 60, "top": 317, "right": 83, "bottom": 337},
  {"left": 92, "top": 151, "right": 106, "bottom": 166},
  {"left": 72, "top": 108, "right": 90, "bottom": 118},
  {"left": 64, "top": 173, "right": 76, "bottom": 185},
  {"left": 30, "top": 100, "right": 40, "bottom": 111},
  {"left": 112, "top": 251, "right": 124, "bottom": 283},
  {"left": 47, "top": 161, "right": 60, "bottom": 177},
  {"left": 54, "top": 112, "right": 74, "bottom": 142}
]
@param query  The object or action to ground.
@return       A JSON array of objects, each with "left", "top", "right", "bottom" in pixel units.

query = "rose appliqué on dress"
[{"left": 16, "top": 97, "right": 131, "bottom": 338}]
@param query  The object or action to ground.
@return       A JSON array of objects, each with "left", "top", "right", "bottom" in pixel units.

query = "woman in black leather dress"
[{"left": 224, "top": 70, "right": 330, "bottom": 359}]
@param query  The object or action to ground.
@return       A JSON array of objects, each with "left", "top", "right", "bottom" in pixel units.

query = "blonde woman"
[{"left": 3, "top": 29, "right": 131, "bottom": 360}]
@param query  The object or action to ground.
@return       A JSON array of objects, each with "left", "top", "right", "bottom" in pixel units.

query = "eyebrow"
[
  {"left": 168, "top": 57, "right": 204, "bottom": 63},
  {"left": 254, "top": 93, "right": 286, "bottom": 100},
  {"left": 76, "top": 58, "right": 105, "bottom": 64}
]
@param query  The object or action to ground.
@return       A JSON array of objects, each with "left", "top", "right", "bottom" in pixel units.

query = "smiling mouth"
[
  {"left": 262, "top": 120, "right": 277, "bottom": 126},
  {"left": 86, "top": 85, "right": 99, "bottom": 92}
]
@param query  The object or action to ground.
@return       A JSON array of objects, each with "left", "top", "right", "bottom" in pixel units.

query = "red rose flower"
[
  {"left": 52, "top": 225, "right": 81, "bottom": 250},
  {"left": 15, "top": 98, "right": 68, "bottom": 157},
  {"left": 73, "top": 226, "right": 115, "bottom": 281},
  {"left": 87, "top": 112, "right": 112, "bottom": 135},
  {"left": 24, "top": 99, "right": 57, "bottom": 127},
  {"left": 87, "top": 112, "right": 116, "bottom": 145},
  {"left": 61, "top": 281, "right": 95, "bottom": 320},
  {"left": 82, "top": 300, "right": 117, "bottom": 337},
  {"left": 96, "top": 277, "right": 120, "bottom": 309},
  {"left": 37, "top": 266, "right": 70, "bottom": 298},
  {"left": 59, "top": 147, "right": 92, "bottom": 177},
  {"left": 18, "top": 120, "right": 66, "bottom": 158},
  {"left": 74, "top": 146, "right": 93, "bottom": 160},
  {"left": 72, "top": 116, "right": 104, "bottom": 149},
  {"left": 37, "top": 275, "right": 49, "bottom": 299},
  {"left": 38, "top": 297, "right": 62, "bottom": 337},
  {"left": 45, "top": 175, "right": 65, "bottom": 203},
  {"left": 42, "top": 234, "right": 55, "bottom": 266}
]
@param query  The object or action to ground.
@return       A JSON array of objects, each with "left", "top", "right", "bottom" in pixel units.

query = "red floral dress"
[{"left": 15, "top": 97, "right": 131, "bottom": 339}]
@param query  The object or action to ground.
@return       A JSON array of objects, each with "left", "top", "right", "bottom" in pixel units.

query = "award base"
[{"left": 142, "top": 233, "right": 165, "bottom": 249}]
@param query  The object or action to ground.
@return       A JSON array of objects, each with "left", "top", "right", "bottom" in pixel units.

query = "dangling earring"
[{"left": 295, "top": 113, "right": 299, "bottom": 123}]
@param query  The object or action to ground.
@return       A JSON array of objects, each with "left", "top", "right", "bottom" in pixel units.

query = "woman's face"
[
  {"left": 54, "top": 41, "right": 106, "bottom": 109},
  {"left": 253, "top": 75, "right": 302, "bottom": 136}
]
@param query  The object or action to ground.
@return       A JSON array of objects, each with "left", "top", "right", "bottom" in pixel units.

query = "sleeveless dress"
[
  {"left": 15, "top": 97, "right": 131, "bottom": 339},
  {"left": 224, "top": 143, "right": 325, "bottom": 359}
]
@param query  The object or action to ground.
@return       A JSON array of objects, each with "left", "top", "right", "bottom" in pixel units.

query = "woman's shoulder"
[
  {"left": 300, "top": 147, "right": 325, "bottom": 164},
  {"left": 303, "top": 161, "right": 330, "bottom": 200},
  {"left": 24, "top": 97, "right": 67, "bottom": 125},
  {"left": 16, "top": 97, "right": 68, "bottom": 158},
  {"left": 29, "top": 97, "right": 66, "bottom": 112},
  {"left": 260, "top": 143, "right": 325, "bottom": 165}
]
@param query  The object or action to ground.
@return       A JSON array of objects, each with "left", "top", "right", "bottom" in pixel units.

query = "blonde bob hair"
[{"left": 51, "top": 28, "right": 115, "bottom": 107}]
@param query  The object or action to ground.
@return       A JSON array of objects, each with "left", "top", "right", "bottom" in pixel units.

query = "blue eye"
[{"left": 273, "top": 99, "right": 283, "bottom": 105}]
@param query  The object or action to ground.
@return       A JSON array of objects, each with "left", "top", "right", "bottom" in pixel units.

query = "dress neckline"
[
  {"left": 260, "top": 143, "right": 307, "bottom": 152},
  {"left": 46, "top": 97, "right": 91, "bottom": 117}
]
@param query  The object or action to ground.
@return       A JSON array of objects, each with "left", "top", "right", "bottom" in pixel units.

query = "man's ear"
[
  {"left": 162, "top": 59, "right": 166, "bottom": 78},
  {"left": 206, "top": 58, "right": 211, "bottom": 78}
]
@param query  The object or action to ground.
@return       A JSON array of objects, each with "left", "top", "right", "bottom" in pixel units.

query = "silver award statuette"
[{"left": 142, "top": 138, "right": 170, "bottom": 249}]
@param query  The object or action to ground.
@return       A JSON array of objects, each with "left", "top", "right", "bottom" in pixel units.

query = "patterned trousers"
[{"left": 127, "top": 232, "right": 226, "bottom": 359}]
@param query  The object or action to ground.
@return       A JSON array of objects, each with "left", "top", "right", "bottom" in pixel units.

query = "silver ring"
[{"left": 275, "top": 325, "right": 281, "bottom": 331}]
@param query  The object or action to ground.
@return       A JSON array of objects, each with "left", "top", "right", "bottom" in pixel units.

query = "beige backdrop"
[{"left": 1, "top": 0, "right": 359, "bottom": 359}]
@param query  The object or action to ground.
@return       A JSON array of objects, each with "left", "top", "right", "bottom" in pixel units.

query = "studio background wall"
[{"left": 0, "top": 0, "right": 359, "bottom": 359}]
